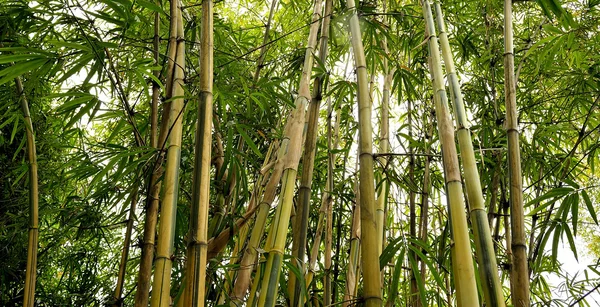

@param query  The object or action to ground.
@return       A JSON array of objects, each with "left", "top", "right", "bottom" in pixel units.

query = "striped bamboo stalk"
[
  {"left": 420, "top": 1, "right": 479, "bottom": 305},
  {"left": 432, "top": 1, "right": 506, "bottom": 306}
]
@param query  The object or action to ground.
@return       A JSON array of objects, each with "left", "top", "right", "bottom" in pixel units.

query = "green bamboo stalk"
[
  {"left": 343, "top": 172, "right": 360, "bottom": 307},
  {"left": 149, "top": 0, "right": 186, "bottom": 305},
  {"left": 504, "top": 0, "right": 530, "bottom": 305},
  {"left": 255, "top": 0, "right": 322, "bottom": 305},
  {"left": 305, "top": 103, "right": 340, "bottom": 288},
  {"left": 184, "top": 0, "right": 213, "bottom": 305},
  {"left": 113, "top": 183, "right": 140, "bottom": 307},
  {"left": 432, "top": 2, "right": 505, "bottom": 306},
  {"left": 418, "top": 108, "right": 433, "bottom": 290},
  {"left": 16, "top": 76, "right": 38, "bottom": 307},
  {"left": 346, "top": 0, "right": 381, "bottom": 305},
  {"left": 230, "top": 141, "right": 284, "bottom": 305},
  {"left": 420, "top": 1, "right": 479, "bottom": 305},
  {"left": 134, "top": 4, "right": 173, "bottom": 305},
  {"left": 290, "top": 0, "right": 332, "bottom": 305}
]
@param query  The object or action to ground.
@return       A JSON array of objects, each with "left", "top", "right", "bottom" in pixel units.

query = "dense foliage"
[{"left": 1, "top": 0, "right": 600, "bottom": 306}]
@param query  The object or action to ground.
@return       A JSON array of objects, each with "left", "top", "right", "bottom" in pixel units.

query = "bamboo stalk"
[
  {"left": 149, "top": 0, "right": 186, "bottom": 305},
  {"left": 16, "top": 76, "right": 39, "bottom": 307},
  {"left": 346, "top": 0, "right": 381, "bottom": 305},
  {"left": 420, "top": 1, "right": 479, "bottom": 305},
  {"left": 134, "top": 3, "right": 174, "bottom": 305},
  {"left": 305, "top": 103, "right": 340, "bottom": 287},
  {"left": 184, "top": 0, "right": 213, "bottom": 305},
  {"left": 433, "top": 1, "right": 505, "bottom": 305},
  {"left": 113, "top": 183, "right": 140, "bottom": 307},
  {"left": 255, "top": 1, "right": 322, "bottom": 305},
  {"left": 418, "top": 108, "right": 432, "bottom": 298},
  {"left": 504, "top": 0, "right": 530, "bottom": 305},
  {"left": 407, "top": 97, "right": 421, "bottom": 307},
  {"left": 230, "top": 141, "right": 284, "bottom": 305},
  {"left": 253, "top": 0, "right": 279, "bottom": 83},
  {"left": 290, "top": 1, "right": 332, "bottom": 304},
  {"left": 343, "top": 172, "right": 361, "bottom": 307}
]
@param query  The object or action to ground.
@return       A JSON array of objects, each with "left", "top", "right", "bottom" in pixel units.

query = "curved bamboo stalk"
[
  {"left": 346, "top": 0, "right": 381, "bottom": 305},
  {"left": 432, "top": 2, "right": 505, "bottom": 306},
  {"left": 256, "top": 1, "right": 322, "bottom": 305},
  {"left": 149, "top": 0, "right": 186, "bottom": 305},
  {"left": 230, "top": 141, "right": 283, "bottom": 305},
  {"left": 16, "top": 76, "right": 39, "bottom": 307},
  {"left": 290, "top": 0, "right": 332, "bottom": 305},
  {"left": 184, "top": 0, "right": 213, "bottom": 305},
  {"left": 504, "top": 0, "right": 530, "bottom": 305},
  {"left": 420, "top": 1, "right": 479, "bottom": 305}
]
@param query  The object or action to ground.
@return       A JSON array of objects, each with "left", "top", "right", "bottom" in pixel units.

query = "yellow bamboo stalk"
[
  {"left": 504, "top": 0, "right": 530, "bottom": 305},
  {"left": 420, "top": 0, "right": 479, "bottom": 305},
  {"left": 346, "top": 0, "right": 381, "bottom": 305},
  {"left": 184, "top": 0, "right": 213, "bottom": 305},
  {"left": 15, "top": 76, "right": 38, "bottom": 307},
  {"left": 432, "top": 1, "right": 505, "bottom": 306},
  {"left": 149, "top": 0, "right": 186, "bottom": 305}
]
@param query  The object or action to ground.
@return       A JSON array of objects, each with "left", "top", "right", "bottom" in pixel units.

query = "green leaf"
[
  {"left": 0, "top": 59, "right": 48, "bottom": 86},
  {"left": 235, "top": 124, "right": 263, "bottom": 158},
  {"left": 137, "top": 0, "right": 165, "bottom": 13},
  {"left": 581, "top": 190, "right": 598, "bottom": 225}
]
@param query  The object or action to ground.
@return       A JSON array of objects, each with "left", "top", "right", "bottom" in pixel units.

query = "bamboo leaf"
[
  {"left": 581, "top": 190, "right": 598, "bottom": 225},
  {"left": 235, "top": 124, "right": 263, "bottom": 158}
]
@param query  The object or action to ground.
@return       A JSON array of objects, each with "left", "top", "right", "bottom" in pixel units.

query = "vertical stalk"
[
  {"left": 256, "top": 0, "right": 322, "bottom": 303},
  {"left": 420, "top": 1, "right": 479, "bottom": 305},
  {"left": 346, "top": 0, "right": 381, "bottom": 304},
  {"left": 184, "top": 0, "right": 213, "bottom": 305},
  {"left": 149, "top": 0, "right": 186, "bottom": 305},
  {"left": 408, "top": 97, "right": 420, "bottom": 307},
  {"left": 433, "top": 1, "right": 505, "bottom": 306},
  {"left": 16, "top": 76, "right": 38, "bottom": 307},
  {"left": 418, "top": 109, "right": 432, "bottom": 292},
  {"left": 113, "top": 183, "right": 140, "bottom": 307},
  {"left": 504, "top": 0, "right": 530, "bottom": 305},
  {"left": 253, "top": 0, "right": 279, "bottom": 83},
  {"left": 290, "top": 0, "right": 332, "bottom": 304},
  {"left": 134, "top": 5, "right": 173, "bottom": 306},
  {"left": 230, "top": 141, "right": 283, "bottom": 305},
  {"left": 343, "top": 170, "right": 361, "bottom": 307}
]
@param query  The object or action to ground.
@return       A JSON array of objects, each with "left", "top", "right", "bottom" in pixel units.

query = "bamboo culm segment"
[
  {"left": 16, "top": 76, "right": 39, "bottom": 307},
  {"left": 504, "top": 0, "right": 530, "bottom": 305},
  {"left": 433, "top": 1, "right": 505, "bottom": 306},
  {"left": 184, "top": 0, "right": 214, "bottom": 305},
  {"left": 347, "top": 0, "right": 381, "bottom": 305},
  {"left": 150, "top": 0, "right": 186, "bottom": 305},
  {"left": 421, "top": 0, "right": 479, "bottom": 305}
]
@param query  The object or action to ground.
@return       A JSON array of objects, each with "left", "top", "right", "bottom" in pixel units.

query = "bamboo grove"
[{"left": 2, "top": 0, "right": 600, "bottom": 306}]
